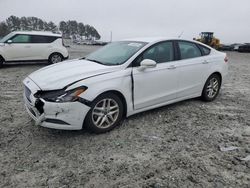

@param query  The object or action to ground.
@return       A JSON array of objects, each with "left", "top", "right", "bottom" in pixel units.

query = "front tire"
[
  {"left": 0, "top": 57, "right": 4, "bottom": 68},
  {"left": 48, "top": 53, "right": 63, "bottom": 64},
  {"left": 84, "top": 93, "right": 124, "bottom": 134},
  {"left": 201, "top": 74, "right": 221, "bottom": 101}
]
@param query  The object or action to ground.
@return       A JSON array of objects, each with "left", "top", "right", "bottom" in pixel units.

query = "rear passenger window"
[
  {"left": 178, "top": 41, "right": 202, "bottom": 59},
  {"left": 31, "top": 35, "right": 58, "bottom": 43},
  {"left": 142, "top": 41, "right": 174, "bottom": 64},
  {"left": 199, "top": 44, "right": 211, "bottom": 55}
]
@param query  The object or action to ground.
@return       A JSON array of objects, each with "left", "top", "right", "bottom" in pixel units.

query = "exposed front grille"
[
  {"left": 24, "top": 86, "right": 32, "bottom": 103},
  {"left": 35, "top": 99, "right": 44, "bottom": 114}
]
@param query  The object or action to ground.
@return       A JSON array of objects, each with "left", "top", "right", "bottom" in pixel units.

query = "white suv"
[{"left": 0, "top": 31, "right": 69, "bottom": 67}]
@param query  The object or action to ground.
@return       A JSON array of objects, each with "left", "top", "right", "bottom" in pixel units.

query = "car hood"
[{"left": 28, "top": 59, "right": 120, "bottom": 90}]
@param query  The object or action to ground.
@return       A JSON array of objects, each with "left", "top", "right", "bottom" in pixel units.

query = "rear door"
[
  {"left": 175, "top": 41, "right": 211, "bottom": 98},
  {"left": 30, "top": 35, "right": 59, "bottom": 60},
  {"left": 30, "top": 35, "right": 48, "bottom": 60},
  {"left": 133, "top": 41, "right": 180, "bottom": 110}
]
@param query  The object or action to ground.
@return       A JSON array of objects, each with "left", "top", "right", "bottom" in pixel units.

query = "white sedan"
[{"left": 23, "top": 37, "right": 228, "bottom": 133}]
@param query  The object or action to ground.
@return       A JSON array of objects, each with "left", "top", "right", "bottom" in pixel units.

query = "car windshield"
[
  {"left": 85, "top": 41, "right": 147, "bottom": 65},
  {"left": 0, "top": 32, "right": 15, "bottom": 43}
]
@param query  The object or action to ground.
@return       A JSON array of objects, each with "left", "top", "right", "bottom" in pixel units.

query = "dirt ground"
[{"left": 0, "top": 46, "right": 249, "bottom": 188}]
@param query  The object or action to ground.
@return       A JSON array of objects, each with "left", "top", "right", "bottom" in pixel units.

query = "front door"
[
  {"left": 133, "top": 41, "right": 179, "bottom": 110},
  {"left": 4, "top": 34, "right": 33, "bottom": 61}
]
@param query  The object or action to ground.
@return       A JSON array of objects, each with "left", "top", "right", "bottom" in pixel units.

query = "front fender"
[{"left": 67, "top": 68, "right": 133, "bottom": 116}]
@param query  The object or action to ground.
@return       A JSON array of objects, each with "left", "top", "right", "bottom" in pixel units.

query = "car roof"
[
  {"left": 11, "top": 31, "right": 62, "bottom": 37},
  {"left": 122, "top": 37, "right": 195, "bottom": 43},
  {"left": 121, "top": 37, "right": 215, "bottom": 51},
  {"left": 122, "top": 37, "right": 170, "bottom": 43}
]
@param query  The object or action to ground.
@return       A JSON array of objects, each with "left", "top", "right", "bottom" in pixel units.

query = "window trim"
[
  {"left": 8, "top": 34, "right": 61, "bottom": 44},
  {"left": 30, "top": 35, "right": 61, "bottom": 43}
]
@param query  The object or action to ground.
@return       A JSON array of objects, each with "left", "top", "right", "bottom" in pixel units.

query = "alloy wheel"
[
  {"left": 91, "top": 98, "right": 119, "bottom": 129},
  {"left": 206, "top": 77, "right": 219, "bottom": 98},
  {"left": 51, "top": 54, "right": 62, "bottom": 63}
]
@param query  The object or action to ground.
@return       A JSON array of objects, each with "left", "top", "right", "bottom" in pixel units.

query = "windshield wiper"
[{"left": 86, "top": 58, "right": 105, "bottom": 65}]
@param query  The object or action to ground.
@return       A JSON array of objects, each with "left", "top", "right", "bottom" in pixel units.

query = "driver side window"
[
  {"left": 134, "top": 41, "right": 174, "bottom": 66},
  {"left": 11, "top": 34, "right": 31, "bottom": 43}
]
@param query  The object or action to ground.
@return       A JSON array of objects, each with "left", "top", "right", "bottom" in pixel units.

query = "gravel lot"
[{"left": 0, "top": 46, "right": 250, "bottom": 188}]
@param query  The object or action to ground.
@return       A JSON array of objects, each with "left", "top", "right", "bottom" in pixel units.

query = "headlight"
[{"left": 34, "top": 86, "right": 87, "bottom": 103}]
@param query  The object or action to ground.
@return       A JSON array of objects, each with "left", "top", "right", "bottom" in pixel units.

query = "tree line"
[{"left": 0, "top": 15, "right": 101, "bottom": 40}]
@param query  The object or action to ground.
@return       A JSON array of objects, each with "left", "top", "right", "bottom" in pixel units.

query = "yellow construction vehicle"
[{"left": 195, "top": 32, "right": 221, "bottom": 50}]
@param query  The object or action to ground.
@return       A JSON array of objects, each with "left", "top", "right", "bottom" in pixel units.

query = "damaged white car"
[{"left": 23, "top": 37, "right": 228, "bottom": 133}]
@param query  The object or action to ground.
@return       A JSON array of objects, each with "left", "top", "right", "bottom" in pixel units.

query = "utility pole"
[{"left": 178, "top": 31, "right": 184, "bottom": 38}]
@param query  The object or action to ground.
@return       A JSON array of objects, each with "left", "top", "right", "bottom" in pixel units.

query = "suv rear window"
[{"left": 31, "top": 35, "right": 59, "bottom": 43}]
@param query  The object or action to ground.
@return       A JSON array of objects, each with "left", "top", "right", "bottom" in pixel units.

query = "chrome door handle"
[
  {"left": 202, "top": 60, "right": 209, "bottom": 64},
  {"left": 167, "top": 65, "right": 176, "bottom": 70}
]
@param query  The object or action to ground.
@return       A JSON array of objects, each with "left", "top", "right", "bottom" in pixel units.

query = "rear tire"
[
  {"left": 201, "top": 74, "right": 221, "bottom": 102},
  {"left": 84, "top": 93, "right": 124, "bottom": 134},
  {"left": 48, "top": 53, "right": 63, "bottom": 64}
]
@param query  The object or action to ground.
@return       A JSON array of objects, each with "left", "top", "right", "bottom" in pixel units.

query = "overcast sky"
[{"left": 0, "top": 0, "right": 249, "bottom": 43}]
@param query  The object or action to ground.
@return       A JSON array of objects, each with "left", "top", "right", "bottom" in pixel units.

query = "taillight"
[{"left": 224, "top": 55, "right": 228, "bottom": 63}]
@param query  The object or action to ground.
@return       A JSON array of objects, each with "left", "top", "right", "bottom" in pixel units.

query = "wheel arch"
[
  {"left": 203, "top": 72, "right": 222, "bottom": 90},
  {"left": 0, "top": 55, "right": 5, "bottom": 67},
  {"left": 48, "top": 52, "right": 63, "bottom": 60},
  {"left": 0, "top": 55, "right": 5, "bottom": 62},
  {"left": 201, "top": 71, "right": 222, "bottom": 101},
  {"left": 210, "top": 72, "right": 222, "bottom": 83},
  {"left": 93, "top": 90, "right": 128, "bottom": 118}
]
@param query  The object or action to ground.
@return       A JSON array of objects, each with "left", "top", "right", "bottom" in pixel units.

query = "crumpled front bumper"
[{"left": 23, "top": 77, "right": 90, "bottom": 130}]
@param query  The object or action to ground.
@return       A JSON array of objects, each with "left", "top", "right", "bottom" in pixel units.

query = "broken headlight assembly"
[{"left": 34, "top": 86, "right": 88, "bottom": 103}]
